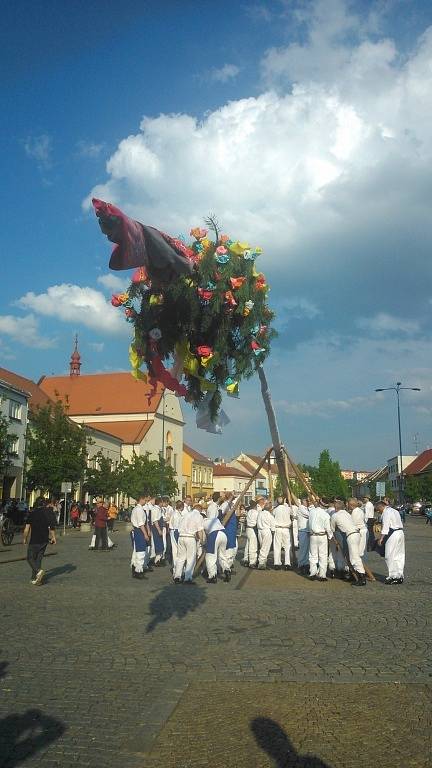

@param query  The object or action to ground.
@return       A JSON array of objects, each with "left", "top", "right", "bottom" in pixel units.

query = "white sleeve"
[{"left": 381, "top": 509, "right": 390, "bottom": 536}]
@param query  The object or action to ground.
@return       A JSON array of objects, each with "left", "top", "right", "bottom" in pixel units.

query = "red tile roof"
[
  {"left": 236, "top": 460, "right": 265, "bottom": 480},
  {"left": 404, "top": 450, "right": 432, "bottom": 476},
  {"left": 39, "top": 373, "right": 164, "bottom": 416},
  {"left": 85, "top": 420, "right": 153, "bottom": 444},
  {"left": 213, "top": 464, "right": 249, "bottom": 478},
  {"left": 0, "top": 366, "right": 54, "bottom": 412},
  {"left": 183, "top": 443, "right": 213, "bottom": 465}
]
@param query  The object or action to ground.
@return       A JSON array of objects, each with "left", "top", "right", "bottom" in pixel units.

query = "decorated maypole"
[{"left": 92, "top": 199, "right": 293, "bottom": 511}]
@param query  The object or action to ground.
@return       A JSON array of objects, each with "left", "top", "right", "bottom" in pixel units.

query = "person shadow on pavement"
[
  {"left": 43, "top": 564, "right": 77, "bottom": 583},
  {"left": 251, "top": 717, "right": 332, "bottom": 768},
  {"left": 146, "top": 583, "right": 207, "bottom": 633},
  {"left": 0, "top": 709, "right": 65, "bottom": 768}
]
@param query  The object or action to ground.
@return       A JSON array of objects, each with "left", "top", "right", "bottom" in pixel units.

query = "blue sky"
[{"left": 2, "top": 0, "right": 432, "bottom": 469}]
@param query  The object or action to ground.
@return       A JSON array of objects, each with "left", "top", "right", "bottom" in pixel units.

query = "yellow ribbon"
[
  {"left": 179, "top": 339, "right": 217, "bottom": 392},
  {"left": 129, "top": 344, "right": 147, "bottom": 381},
  {"left": 229, "top": 241, "right": 251, "bottom": 256},
  {"left": 226, "top": 381, "right": 239, "bottom": 397}
]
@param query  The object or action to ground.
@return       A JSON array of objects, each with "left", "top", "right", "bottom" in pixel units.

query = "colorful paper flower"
[
  {"left": 229, "top": 241, "right": 250, "bottom": 255},
  {"left": 197, "top": 345, "right": 213, "bottom": 357},
  {"left": 216, "top": 246, "right": 228, "bottom": 255},
  {"left": 230, "top": 277, "right": 246, "bottom": 290},
  {"left": 111, "top": 292, "right": 129, "bottom": 307},
  {"left": 225, "top": 290, "right": 237, "bottom": 307},
  {"left": 190, "top": 227, "right": 208, "bottom": 240},
  {"left": 198, "top": 288, "right": 214, "bottom": 302},
  {"left": 215, "top": 252, "right": 230, "bottom": 264},
  {"left": 245, "top": 300, "right": 255, "bottom": 310},
  {"left": 132, "top": 266, "right": 148, "bottom": 283},
  {"left": 255, "top": 273, "right": 267, "bottom": 290},
  {"left": 149, "top": 293, "right": 164, "bottom": 306},
  {"left": 219, "top": 234, "right": 229, "bottom": 244}
]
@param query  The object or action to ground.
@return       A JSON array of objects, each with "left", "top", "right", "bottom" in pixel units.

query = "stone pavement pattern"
[{"left": 0, "top": 518, "right": 431, "bottom": 768}]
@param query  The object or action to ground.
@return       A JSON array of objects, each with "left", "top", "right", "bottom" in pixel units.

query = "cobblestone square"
[{"left": 1, "top": 517, "right": 431, "bottom": 767}]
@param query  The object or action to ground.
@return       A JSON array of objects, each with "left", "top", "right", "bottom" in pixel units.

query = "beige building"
[
  {"left": 39, "top": 372, "right": 184, "bottom": 492},
  {"left": 182, "top": 444, "right": 213, "bottom": 500},
  {"left": 213, "top": 464, "right": 251, "bottom": 498}
]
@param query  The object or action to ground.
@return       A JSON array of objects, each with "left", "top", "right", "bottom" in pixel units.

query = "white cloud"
[
  {"left": 17, "top": 285, "right": 130, "bottom": 336},
  {"left": 23, "top": 134, "right": 53, "bottom": 169},
  {"left": 88, "top": 341, "right": 105, "bottom": 353},
  {"left": 208, "top": 64, "right": 241, "bottom": 83},
  {"left": 0, "top": 314, "right": 56, "bottom": 349},
  {"left": 97, "top": 273, "right": 128, "bottom": 292},
  {"left": 277, "top": 297, "right": 320, "bottom": 320},
  {"left": 76, "top": 140, "right": 106, "bottom": 158},
  {"left": 357, "top": 313, "right": 420, "bottom": 336},
  {"left": 276, "top": 394, "right": 377, "bottom": 418}
]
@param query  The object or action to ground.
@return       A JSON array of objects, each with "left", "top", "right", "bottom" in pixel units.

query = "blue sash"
[
  {"left": 374, "top": 527, "right": 401, "bottom": 557},
  {"left": 152, "top": 519, "right": 164, "bottom": 555},
  {"left": 224, "top": 514, "right": 237, "bottom": 549},
  {"left": 173, "top": 529, "right": 179, "bottom": 543},
  {"left": 132, "top": 526, "right": 148, "bottom": 552},
  {"left": 206, "top": 528, "right": 226, "bottom": 554}
]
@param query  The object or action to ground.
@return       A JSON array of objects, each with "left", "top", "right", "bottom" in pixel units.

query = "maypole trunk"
[{"left": 257, "top": 365, "right": 297, "bottom": 566}]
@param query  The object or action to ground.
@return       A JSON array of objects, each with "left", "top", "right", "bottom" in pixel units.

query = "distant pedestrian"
[
  {"left": 93, "top": 499, "right": 109, "bottom": 551},
  {"left": 70, "top": 503, "right": 80, "bottom": 529},
  {"left": 107, "top": 502, "right": 118, "bottom": 532},
  {"left": 23, "top": 497, "right": 56, "bottom": 585}
]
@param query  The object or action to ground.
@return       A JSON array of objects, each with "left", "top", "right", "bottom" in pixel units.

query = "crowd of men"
[{"left": 128, "top": 492, "right": 406, "bottom": 587}]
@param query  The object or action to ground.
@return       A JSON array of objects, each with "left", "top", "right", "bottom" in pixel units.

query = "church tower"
[{"left": 69, "top": 334, "right": 81, "bottom": 377}]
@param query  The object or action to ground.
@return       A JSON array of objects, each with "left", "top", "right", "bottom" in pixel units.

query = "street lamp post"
[{"left": 375, "top": 382, "right": 421, "bottom": 504}]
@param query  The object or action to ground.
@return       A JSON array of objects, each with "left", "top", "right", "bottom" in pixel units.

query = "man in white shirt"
[
  {"left": 348, "top": 498, "right": 368, "bottom": 557},
  {"left": 308, "top": 502, "right": 333, "bottom": 581},
  {"left": 130, "top": 494, "right": 150, "bottom": 580},
  {"left": 173, "top": 506, "right": 204, "bottom": 584},
  {"left": 375, "top": 501, "right": 405, "bottom": 584},
  {"left": 206, "top": 492, "right": 221, "bottom": 519},
  {"left": 203, "top": 516, "right": 229, "bottom": 583},
  {"left": 331, "top": 501, "right": 366, "bottom": 586},
  {"left": 183, "top": 495, "right": 192, "bottom": 514},
  {"left": 296, "top": 497, "right": 310, "bottom": 574},
  {"left": 242, "top": 500, "right": 259, "bottom": 568},
  {"left": 362, "top": 496, "right": 375, "bottom": 550},
  {"left": 169, "top": 500, "right": 185, "bottom": 573},
  {"left": 162, "top": 497, "right": 174, "bottom": 564},
  {"left": 273, "top": 497, "right": 293, "bottom": 570},
  {"left": 257, "top": 502, "right": 276, "bottom": 569}
]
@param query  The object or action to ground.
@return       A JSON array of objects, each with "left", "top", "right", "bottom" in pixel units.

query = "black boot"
[
  {"left": 223, "top": 570, "right": 231, "bottom": 582},
  {"left": 207, "top": 576, "right": 217, "bottom": 584}
]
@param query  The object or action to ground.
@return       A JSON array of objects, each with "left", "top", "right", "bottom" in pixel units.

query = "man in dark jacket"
[
  {"left": 23, "top": 497, "right": 56, "bottom": 585},
  {"left": 94, "top": 499, "right": 109, "bottom": 550}
]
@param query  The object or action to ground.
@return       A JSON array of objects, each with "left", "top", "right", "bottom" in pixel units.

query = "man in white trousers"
[
  {"left": 308, "top": 501, "right": 333, "bottom": 581},
  {"left": 273, "top": 497, "right": 293, "bottom": 570},
  {"left": 348, "top": 498, "right": 368, "bottom": 557},
  {"left": 242, "top": 500, "right": 259, "bottom": 568},
  {"left": 331, "top": 500, "right": 366, "bottom": 586},
  {"left": 257, "top": 502, "right": 275, "bottom": 570},
  {"left": 130, "top": 494, "right": 150, "bottom": 580},
  {"left": 173, "top": 505, "right": 204, "bottom": 584},
  {"left": 375, "top": 500, "right": 405, "bottom": 584},
  {"left": 169, "top": 500, "right": 185, "bottom": 573},
  {"left": 363, "top": 495, "right": 375, "bottom": 549},
  {"left": 203, "top": 515, "right": 229, "bottom": 583}
]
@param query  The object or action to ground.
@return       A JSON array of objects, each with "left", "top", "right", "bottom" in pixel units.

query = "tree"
[
  {"left": 118, "top": 453, "right": 178, "bottom": 500},
  {"left": 405, "top": 474, "right": 432, "bottom": 502},
  {"left": 84, "top": 453, "right": 121, "bottom": 499},
  {"left": 274, "top": 473, "right": 303, "bottom": 500},
  {"left": 26, "top": 401, "right": 88, "bottom": 496},
  {"left": 310, "top": 449, "right": 349, "bottom": 499}
]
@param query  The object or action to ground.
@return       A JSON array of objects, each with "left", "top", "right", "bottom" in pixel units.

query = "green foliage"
[
  {"left": 405, "top": 474, "right": 432, "bottom": 501},
  {"left": 27, "top": 401, "right": 88, "bottom": 496},
  {"left": 274, "top": 474, "right": 303, "bottom": 500},
  {"left": 309, "top": 449, "right": 350, "bottom": 499},
  {"left": 121, "top": 231, "right": 276, "bottom": 421},
  {"left": 84, "top": 453, "right": 120, "bottom": 498},
  {"left": 117, "top": 453, "right": 178, "bottom": 499}
]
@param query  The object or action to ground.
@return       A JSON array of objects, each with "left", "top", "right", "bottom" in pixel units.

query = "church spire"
[{"left": 69, "top": 334, "right": 81, "bottom": 377}]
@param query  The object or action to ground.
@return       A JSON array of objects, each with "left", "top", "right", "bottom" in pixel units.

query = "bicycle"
[{"left": 0, "top": 513, "right": 15, "bottom": 546}]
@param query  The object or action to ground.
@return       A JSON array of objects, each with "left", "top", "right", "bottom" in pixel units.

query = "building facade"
[
  {"left": 182, "top": 444, "right": 213, "bottom": 500},
  {"left": 387, "top": 455, "right": 416, "bottom": 496},
  {"left": 0, "top": 379, "right": 29, "bottom": 500}
]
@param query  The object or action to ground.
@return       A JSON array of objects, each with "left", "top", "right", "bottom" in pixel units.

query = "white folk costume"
[
  {"left": 327, "top": 507, "right": 346, "bottom": 574},
  {"left": 220, "top": 499, "right": 238, "bottom": 570},
  {"left": 331, "top": 509, "right": 366, "bottom": 582},
  {"left": 206, "top": 500, "right": 220, "bottom": 519},
  {"left": 174, "top": 508, "right": 204, "bottom": 582},
  {"left": 244, "top": 506, "right": 259, "bottom": 567},
  {"left": 130, "top": 503, "right": 148, "bottom": 574},
  {"left": 290, "top": 503, "right": 299, "bottom": 548},
  {"left": 308, "top": 506, "right": 332, "bottom": 578},
  {"left": 351, "top": 506, "right": 367, "bottom": 557},
  {"left": 381, "top": 505, "right": 405, "bottom": 582},
  {"left": 203, "top": 517, "right": 229, "bottom": 579},
  {"left": 257, "top": 508, "right": 275, "bottom": 568},
  {"left": 273, "top": 503, "right": 293, "bottom": 567}
]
